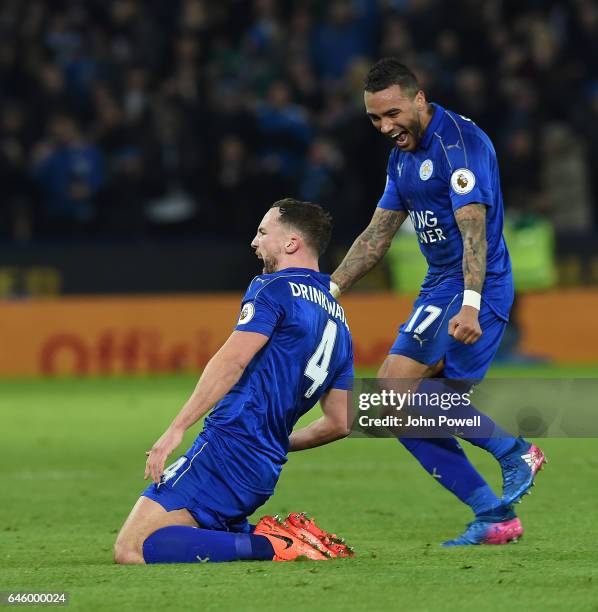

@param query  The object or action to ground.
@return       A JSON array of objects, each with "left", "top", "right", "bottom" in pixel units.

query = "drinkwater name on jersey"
[
  {"left": 408, "top": 210, "right": 447, "bottom": 245},
  {"left": 288, "top": 282, "right": 349, "bottom": 330}
]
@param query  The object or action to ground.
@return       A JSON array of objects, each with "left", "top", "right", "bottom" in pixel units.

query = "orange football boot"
[
  {"left": 253, "top": 515, "right": 328, "bottom": 561},
  {"left": 286, "top": 512, "right": 355, "bottom": 558}
]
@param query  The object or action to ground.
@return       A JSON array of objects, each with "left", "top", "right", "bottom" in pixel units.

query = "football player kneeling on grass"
[{"left": 114, "top": 199, "right": 355, "bottom": 564}]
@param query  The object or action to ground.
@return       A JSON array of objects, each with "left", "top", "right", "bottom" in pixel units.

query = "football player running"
[{"left": 330, "top": 58, "right": 545, "bottom": 546}]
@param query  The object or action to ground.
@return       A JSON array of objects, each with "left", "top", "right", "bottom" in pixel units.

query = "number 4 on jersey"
[{"left": 304, "top": 319, "right": 338, "bottom": 398}]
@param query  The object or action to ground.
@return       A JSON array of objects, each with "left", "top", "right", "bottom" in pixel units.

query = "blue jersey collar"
[
  {"left": 276, "top": 267, "right": 319, "bottom": 275},
  {"left": 419, "top": 103, "right": 444, "bottom": 150},
  {"left": 275, "top": 267, "right": 330, "bottom": 288}
]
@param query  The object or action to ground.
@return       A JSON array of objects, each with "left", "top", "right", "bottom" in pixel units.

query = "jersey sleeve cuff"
[
  {"left": 234, "top": 323, "right": 275, "bottom": 337},
  {"left": 377, "top": 200, "right": 405, "bottom": 211},
  {"left": 331, "top": 377, "right": 353, "bottom": 391},
  {"left": 451, "top": 190, "right": 494, "bottom": 211}
]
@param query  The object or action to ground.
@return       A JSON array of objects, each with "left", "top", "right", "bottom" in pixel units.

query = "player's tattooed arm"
[
  {"left": 454, "top": 204, "right": 487, "bottom": 293},
  {"left": 331, "top": 208, "right": 407, "bottom": 293}
]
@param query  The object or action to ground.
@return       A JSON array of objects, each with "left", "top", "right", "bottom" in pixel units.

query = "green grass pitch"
[{"left": 2, "top": 366, "right": 597, "bottom": 611}]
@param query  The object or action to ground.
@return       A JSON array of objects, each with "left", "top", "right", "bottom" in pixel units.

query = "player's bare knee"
[
  {"left": 377, "top": 357, "right": 394, "bottom": 379},
  {"left": 113, "top": 523, "right": 143, "bottom": 564},
  {"left": 114, "top": 549, "right": 144, "bottom": 565},
  {"left": 378, "top": 354, "right": 429, "bottom": 379},
  {"left": 113, "top": 539, "right": 144, "bottom": 565}
]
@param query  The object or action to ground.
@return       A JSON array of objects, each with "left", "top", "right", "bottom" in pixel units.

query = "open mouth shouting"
[{"left": 391, "top": 129, "right": 410, "bottom": 147}]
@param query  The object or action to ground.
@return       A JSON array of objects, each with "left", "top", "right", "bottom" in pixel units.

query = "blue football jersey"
[
  {"left": 377, "top": 103, "right": 513, "bottom": 321},
  {"left": 203, "top": 267, "right": 353, "bottom": 494}
]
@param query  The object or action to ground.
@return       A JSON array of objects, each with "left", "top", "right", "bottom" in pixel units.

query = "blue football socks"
[
  {"left": 459, "top": 424, "right": 518, "bottom": 459},
  {"left": 399, "top": 437, "right": 502, "bottom": 513},
  {"left": 415, "top": 378, "right": 519, "bottom": 460},
  {"left": 142, "top": 526, "right": 274, "bottom": 564},
  {"left": 465, "top": 485, "right": 512, "bottom": 519}
]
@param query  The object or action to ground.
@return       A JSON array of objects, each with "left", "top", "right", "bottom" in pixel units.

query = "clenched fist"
[{"left": 448, "top": 306, "right": 482, "bottom": 345}]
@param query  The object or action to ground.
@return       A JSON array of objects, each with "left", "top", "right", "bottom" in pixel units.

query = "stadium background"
[
  {"left": 2, "top": 1, "right": 597, "bottom": 610},
  {"left": 0, "top": 0, "right": 597, "bottom": 375}
]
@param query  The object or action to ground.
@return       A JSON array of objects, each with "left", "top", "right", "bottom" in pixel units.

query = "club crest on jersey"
[
  {"left": 450, "top": 168, "right": 476, "bottom": 194},
  {"left": 238, "top": 302, "right": 255, "bottom": 324},
  {"left": 419, "top": 159, "right": 433, "bottom": 181}
]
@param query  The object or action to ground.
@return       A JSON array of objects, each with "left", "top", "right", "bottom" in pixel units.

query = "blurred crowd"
[{"left": 0, "top": 0, "right": 596, "bottom": 244}]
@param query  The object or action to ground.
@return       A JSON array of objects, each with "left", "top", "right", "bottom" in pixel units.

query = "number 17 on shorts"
[{"left": 390, "top": 292, "right": 462, "bottom": 365}]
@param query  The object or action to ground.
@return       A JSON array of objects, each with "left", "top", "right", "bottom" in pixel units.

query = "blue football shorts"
[
  {"left": 142, "top": 434, "right": 270, "bottom": 533},
  {"left": 390, "top": 286, "right": 508, "bottom": 379}
]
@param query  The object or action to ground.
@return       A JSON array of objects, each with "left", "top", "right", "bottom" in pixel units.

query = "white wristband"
[
  {"left": 330, "top": 281, "right": 341, "bottom": 298},
  {"left": 462, "top": 290, "right": 481, "bottom": 310}
]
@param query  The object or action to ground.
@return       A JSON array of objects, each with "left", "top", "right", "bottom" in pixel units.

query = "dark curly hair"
[{"left": 364, "top": 58, "right": 420, "bottom": 96}]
